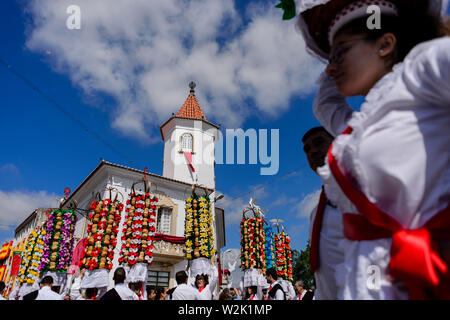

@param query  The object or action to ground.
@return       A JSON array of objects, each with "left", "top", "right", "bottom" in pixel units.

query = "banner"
[{"left": 10, "top": 254, "right": 21, "bottom": 276}]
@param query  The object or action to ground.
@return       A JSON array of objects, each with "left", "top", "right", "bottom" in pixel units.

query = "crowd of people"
[{"left": 0, "top": 267, "right": 314, "bottom": 301}]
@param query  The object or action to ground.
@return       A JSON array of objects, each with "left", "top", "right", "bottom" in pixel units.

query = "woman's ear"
[{"left": 377, "top": 33, "right": 397, "bottom": 57}]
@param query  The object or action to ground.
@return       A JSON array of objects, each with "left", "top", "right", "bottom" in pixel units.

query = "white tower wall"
[{"left": 162, "top": 118, "right": 218, "bottom": 190}]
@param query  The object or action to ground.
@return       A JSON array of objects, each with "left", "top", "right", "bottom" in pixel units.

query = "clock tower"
[{"left": 160, "top": 82, "right": 219, "bottom": 189}]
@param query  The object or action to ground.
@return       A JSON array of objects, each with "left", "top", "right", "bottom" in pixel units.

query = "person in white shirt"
[
  {"left": 35, "top": 276, "right": 63, "bottom": 300},
  {"left": 243, "top": 269, "right": 267, "bottom": 300},
  {"left": 100, "top": 267, "right": 139, "bottom": 300},
  {"left": 166, "top": 270, "right": 200, "bottom": 300},
  {"left": 294, "top": 281, "right": 314, "bottom": 301},
  {"left": 265, "top": 268, "right": 286, "bottom": 300},
  {"left": 303, "top": 127, "right": 346, "bottom": 300},
  {"left": 193, "top": 260, "right": 219, "bottom": 300},
  {"left": 68, "top": 274, "right": 82, "bottom": 300}
]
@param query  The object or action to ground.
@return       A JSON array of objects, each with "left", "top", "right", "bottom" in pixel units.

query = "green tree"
[{"left": 292, "top": 240, "right": 315, "bottom": 290}]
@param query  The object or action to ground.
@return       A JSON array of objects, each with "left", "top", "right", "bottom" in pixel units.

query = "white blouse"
[
  {"left": 197, "top": 266, "right": 218, "bottom": 300},
  {"left": 313, "top": 36, "right": 450, "bottom": 299}
]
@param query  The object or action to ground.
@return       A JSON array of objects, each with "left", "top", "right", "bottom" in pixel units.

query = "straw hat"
[{"left": 296, "top": 0, "right": 447, "bottom": 59}]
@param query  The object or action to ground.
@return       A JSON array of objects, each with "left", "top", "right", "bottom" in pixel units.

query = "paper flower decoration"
[
  {"left": 18, "top": 226, "right": 46, "bottom": 284},
  {"left": 240, "top": 217, "right": 266, "bottom": 270},
  {"left": 272, "top": 231, "right": 293, "bottom": 280},
  {"left": 82, "top": 199, "right": 123, "bottom": 271},
  {"left": 184, "top": 194, "right": 215, "bottom": 260},
  {"left": 39, "top": 209, "right": 77, "bottom": 273},
  {"left": 263, "top": 222, "right": 275, "bottom": 270},
  {"left": 274, "top": 233, "right": 287, "bottom": 278},
  {"left": 119, "top": 192, "right": 157, "bottom": 266}
]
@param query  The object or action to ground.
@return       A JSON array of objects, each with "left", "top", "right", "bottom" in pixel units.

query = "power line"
[{"left": 0, "top": 57, "right": 138, "bottom": 168}]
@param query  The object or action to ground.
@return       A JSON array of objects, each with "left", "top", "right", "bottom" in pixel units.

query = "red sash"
[
  {"left": 139, "top": 281, "right": 144, "bottom": 300},
  {"left": 328, "top": 126, "right": 450, "bottom": 299},
  {"left": 309, "top": 187, "right": 328, "bottom": 274}
]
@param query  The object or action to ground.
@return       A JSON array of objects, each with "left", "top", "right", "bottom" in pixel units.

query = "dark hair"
[
  {"left": 0, "top": 281, "right": 5, "bottom": 292},
  {"left": 266, "top": 268, "right": 278, "bottom": 280},
  {"left": 155, "top": 287, "right": 167, "bottom": 300},
  {"left": 146, "top": 286, "right": 156, "bottom": 299},
  {"left": 175, "top": 270, "right": 188, "bottom": 285},
  {"left": 302, "top": 126, "right": 333, "bottom": 143},
  {"left": 128, "top": 282, "right": 139, "bottom": 292},
  {"left": 40, "top": 276, "right": 54, "bottom": 286},
  {"left": 113, "top": 267, "right": 126, "bottom": 284},
  {"left": 85, "top": 287, "right": 97, "bottom": 299},
  {"left": 335, "top": 9, "right": 449, "bottom": 69},
  {"left": 245, "top": 286, "right": 258, "bottom": 299},
  {"left": 219, "top": 288, "right": 232, "bottom": 300},
  {"left": 195, "top": 274, "right": 209, "bottom": 288}
]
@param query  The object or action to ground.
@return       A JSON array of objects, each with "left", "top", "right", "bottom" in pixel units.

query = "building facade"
[{"left": 58, "top": 83, "right": 225, "bottom": 291}]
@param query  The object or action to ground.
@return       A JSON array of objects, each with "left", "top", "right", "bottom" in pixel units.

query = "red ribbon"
[
  {"left": 329, "top": 126, "right": 450, "bottom": 299},
  {"left": 309, "top": 187, "right": 327, "bottom": 274}
]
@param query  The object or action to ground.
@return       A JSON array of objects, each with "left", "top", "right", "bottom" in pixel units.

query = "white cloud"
[
  {"left": 0, "top": 190, "right": 59, "bottom": 229},
  {"left": 292, "top": 188, "right": 321, "bottom": 218},
  {"left": 25, "top": 0, "right": 322, "bottom": 143}
]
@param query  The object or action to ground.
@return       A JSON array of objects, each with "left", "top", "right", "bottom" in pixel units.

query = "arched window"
[{"left": 181, "top": 133, "right": 193, "bottom": 152}]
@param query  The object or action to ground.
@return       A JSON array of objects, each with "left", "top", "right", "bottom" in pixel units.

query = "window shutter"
[{"left": 157, "top": 208, "right": 172, "bottom": 234}]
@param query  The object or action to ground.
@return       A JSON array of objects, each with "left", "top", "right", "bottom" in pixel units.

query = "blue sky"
[{"left": 1, "top": 0, "right": 447, "bottom": 255}]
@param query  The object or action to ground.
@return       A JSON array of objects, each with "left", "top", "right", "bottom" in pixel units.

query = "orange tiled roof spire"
[{"left": 176, "top": 82, "right": 207, "bottom": 120}]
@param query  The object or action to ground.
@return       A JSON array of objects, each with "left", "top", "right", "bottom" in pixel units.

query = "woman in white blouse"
[
  {"left": 295, "top": 0, "right": 450, "bottom": 299},
  {"left": 193, "top": 260, "right": 218, "bottom": 300}
]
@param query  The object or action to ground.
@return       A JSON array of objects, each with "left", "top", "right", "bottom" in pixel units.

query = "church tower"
[{"left": 160, "top": 82, "right": 219, "bottom": 189}]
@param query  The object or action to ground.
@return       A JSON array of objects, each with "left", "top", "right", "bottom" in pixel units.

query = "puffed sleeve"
[
  {"left": 312, "top": 72, "right": 354, "bottom": 137},
  {"left": 402, "top": 37, "right": 450, "bottom": 105},
  {"left": 208, "top": 266, "right": 219, "bottom": 294}
]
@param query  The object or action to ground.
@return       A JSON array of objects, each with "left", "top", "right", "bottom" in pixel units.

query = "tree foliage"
[{"left": 292, "top": 240, "right": 315, "bottom": 290}]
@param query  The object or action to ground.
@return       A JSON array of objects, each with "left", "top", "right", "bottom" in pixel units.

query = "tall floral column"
[
  {"left": 240, "top": 215, "right": 266, "bottom": 288},
  {"left": 18, "top": 225, "right": 46, "bottom": 286},
  {"left": 39, "top": 209, "right": 77, "bottom": 287},
  {"left": 184, "top": 193, "right": 216, "bottom": 278},
  {"left": 81, "top": 197, "right": 123, "bottom": 289},
  {"left": 274, "top": 232, "right": 287, "bottom": 279},
  {"left": 118, "top": 191, "right": 157, "bottom": 297},
  {"left": 273, "top": 230, "right": 293, "bottom": 281},
  {"left": 284, "top": 233, "right": 293, "bottom": 282},
  {"left": 263, "top": 222, "right": 275, "bottom": 271}
]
